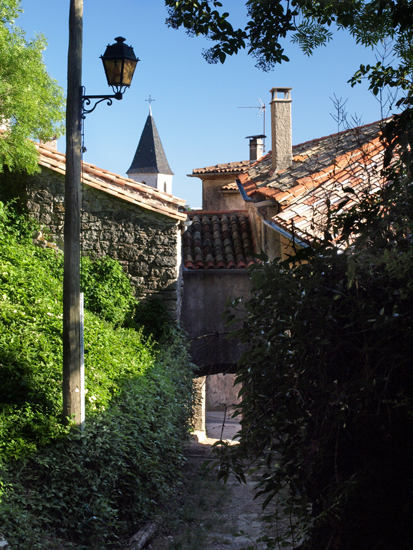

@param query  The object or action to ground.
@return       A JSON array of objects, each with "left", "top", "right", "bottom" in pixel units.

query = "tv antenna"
[{"left": 237, "top": 98, "right": 266, "bottom": 151}]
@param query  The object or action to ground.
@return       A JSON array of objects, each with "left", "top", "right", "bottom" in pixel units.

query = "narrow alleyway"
[{"left": 148, "top": 413, "right": 289, "bottom": 550}]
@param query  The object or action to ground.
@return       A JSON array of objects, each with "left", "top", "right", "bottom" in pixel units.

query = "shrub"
[
  {"left": 134, "top": 299, "right": 171, "bottom": 341},
  {"left": 0, "top": 328, "right": 194, "bottom": 549},
  {"left": 221, "top": 246, "right": 412, "bottom": 549},
  {"left": 218, "top": 122, "right": 413, "bottom": 549},
  {"left": 0, "top": 213, "right": 152, "bottom": 460},
  {"left": 81, "top": 255, "right": 137, "bottom": 328},
  {"left": 0, "top": 203, "right": 195, "bottom": 547},
  {"left": 0, "top": 202, "right": 153, "bottom": 460}
]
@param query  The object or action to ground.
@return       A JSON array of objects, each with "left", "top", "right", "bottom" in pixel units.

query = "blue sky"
[{"left": 19, "top": 0, "right": 394, "bottom": 208}]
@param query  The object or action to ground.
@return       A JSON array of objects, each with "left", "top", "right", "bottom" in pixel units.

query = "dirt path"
[{"left": 149, "top": 437, "right": 282, "bottom": 550}]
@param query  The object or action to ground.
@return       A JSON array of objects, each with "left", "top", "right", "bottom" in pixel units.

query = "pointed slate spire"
[{"left": 127, "top": 112, "right": 173, "bottom": 176}]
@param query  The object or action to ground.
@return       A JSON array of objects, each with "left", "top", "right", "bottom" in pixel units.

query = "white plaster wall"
[
  {"left": 128, "top": 173, "right": 173, "bottom": 195},
  {"left": 157, "top": 174, "right": 173, "bottom": 195}
]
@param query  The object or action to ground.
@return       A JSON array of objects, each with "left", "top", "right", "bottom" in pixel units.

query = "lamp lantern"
[
  {"left": 100, "top": 36, "right": 139, "bottom": 98},
  {"left": 82, "top": 36, "right": 139, "bottom": 117}
]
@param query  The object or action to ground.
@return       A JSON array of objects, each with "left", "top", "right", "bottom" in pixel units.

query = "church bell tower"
[{"left": 126, "top": 99, "right": 174, "bottom": 194}]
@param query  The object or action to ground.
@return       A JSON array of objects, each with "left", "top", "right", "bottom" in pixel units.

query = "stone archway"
[{"left": 181, "top": 269, "right": 251, "bottom": 441}]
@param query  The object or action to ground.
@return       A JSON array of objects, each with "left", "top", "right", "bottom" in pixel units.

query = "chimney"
[
  {"left": 246, "top": 134, "right": 266, "bottom": 162},
  {"left": 270, "top": 87, "right": 292, "bottom": 172}
]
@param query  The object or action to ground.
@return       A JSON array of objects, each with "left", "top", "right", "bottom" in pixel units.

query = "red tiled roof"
[
  {"left": 183, "top": 211, "right": 256, "bottom": 269},
  {"left": 221, "top": 182, "right": 239, "bottom": 191},
  {"left": 239, "top": 120, "right": 390, "bottom": 244},
  {"left": 190, "top": 160, "right": 250, "bottom": 177},
  {"left": 35, "top": 142, "right": 187, "bottom": 221}
]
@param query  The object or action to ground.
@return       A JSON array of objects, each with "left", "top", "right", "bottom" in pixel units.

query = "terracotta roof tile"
[
  {"left": 238, "top": 119, "right": 390, "bottom": 244},
  {"left": 191, "top": 160, "right": 250, "bottom": 176},
  {"left": 183, "top": 211, "right": 256, "bottom": 270},
  {"left": 34, "top": 142, "right": 186, "bottom": 221},
  {"left": 241, "top": 120, "right": 386, "bottom": 194},
  {"left": 221, "top": 182, "right": 239, "bottom": 191}
]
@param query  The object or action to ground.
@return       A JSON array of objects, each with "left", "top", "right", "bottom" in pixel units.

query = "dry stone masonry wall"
[{"left": 1, "top": 167, "right": 182, "bottom": 318}]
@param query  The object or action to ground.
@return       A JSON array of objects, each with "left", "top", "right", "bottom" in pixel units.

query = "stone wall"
[
  {"left": 206, "top": 373, "right": 241, "bottom": 412},
  {"left": 0, "top": 167, "right": 182, "bottom": 318}
]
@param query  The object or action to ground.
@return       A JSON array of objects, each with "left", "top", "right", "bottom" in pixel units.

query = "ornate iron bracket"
[{"left": 81, "top": 86, "right": 123, "bottom": 118}]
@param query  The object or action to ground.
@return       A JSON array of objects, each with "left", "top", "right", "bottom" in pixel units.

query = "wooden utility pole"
[{"left": 63, "top": 0, "right": 83, "bottom": 424}]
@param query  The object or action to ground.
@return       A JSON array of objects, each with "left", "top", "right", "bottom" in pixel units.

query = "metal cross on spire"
[{"left": 146, "top": 95, "right": 155, "bottom": 114}]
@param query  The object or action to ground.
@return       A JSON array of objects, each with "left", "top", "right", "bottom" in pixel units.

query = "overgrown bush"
[
  {"left": 0, "top": 203, "right": 153, "bottom": 460},
  {"left": 134, "top": 298, "right": 171, "bottom": 341},
  {"left": 0, "top": 202, "right": 195, "bottom": 548},
  {"left": 218, "top": 113, "right": 413, "bottom": 550},
  {"left": 0, "top": 328, "right": 194, "bottom": 549},
  {"left": 81, "top": 255, "right": 137, "bottom": 327}
]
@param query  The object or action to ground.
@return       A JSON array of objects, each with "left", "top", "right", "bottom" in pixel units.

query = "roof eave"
[
  {"left": 35, "top": 142, "right": 186, "bottom": 220},
  {"left": 263, "top": 219, "right": 311, "bottom": 249}
]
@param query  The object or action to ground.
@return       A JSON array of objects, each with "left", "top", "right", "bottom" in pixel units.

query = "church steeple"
[{"left": 127, "top": 102, "right": 173, "bottom": 194}]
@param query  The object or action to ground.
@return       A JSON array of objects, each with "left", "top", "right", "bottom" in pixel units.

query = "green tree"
[
  {"left": 0, "top": 0, "right": 65, "bottom": 174},
  {"left": 165, "top": 0, "right": 413, "bottom": 94},
  {"left": 215, "top": 105, "right": 413, "bottom": 549}
]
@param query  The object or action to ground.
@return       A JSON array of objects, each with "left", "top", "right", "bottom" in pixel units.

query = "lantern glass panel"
[
  {"left": 103, "top": 59, "right": 123, "bottom": 85},
  {"left": 121, "top": 59, "right": 137, "bottom": 86}
]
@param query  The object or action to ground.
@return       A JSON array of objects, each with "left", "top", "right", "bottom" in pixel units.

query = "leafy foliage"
[
  {"left": 0, "top": 0, "right": 65, "bottom": 174},
  {"left": 81, "top": 255, "right": 137, "bottom": 328},
  {"left": 0, "top": 203, "right": 195, "bottom": 548},
  {"left": 165, "top": 0, "right": 413, "bottom": 93},
  {"left": 166, "top": 0, "right": 247, "bottom": 64},
  {"left": 217, "top": 118, "right": 413, "bottom": 548},
  {"left": 0, "top": 328, "right": 194, "bottom": 549},
  {"left": 0, "top": 203, "right": 150, "bottom": 460},
  {"left": 134, "top": 298, "right": 172, "bottom": 341}
]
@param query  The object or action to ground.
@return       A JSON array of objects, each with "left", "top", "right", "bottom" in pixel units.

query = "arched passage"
[{"left": 181, "top": 269, "right": 251, "bottom": 439}]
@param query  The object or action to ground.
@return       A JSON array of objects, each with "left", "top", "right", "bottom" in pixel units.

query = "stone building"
[
  {"left": 181, "top": 139, "right": 261, "bottom": 437},
  {"left": 0, "top": 140, "right": 187, "bottom": 319},
  {"left": 237, "top": 87, "right": 388, "bottom": 256}
]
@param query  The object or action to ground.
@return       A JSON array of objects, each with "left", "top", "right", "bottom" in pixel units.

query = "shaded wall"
[
  {"left": 206, "top": 373, "right": 241, "bottom": 412},
  {"left": 181, "top": 270, "right": 252, "bottom": 376},
  {"left": 202, "top": 178, "right": 245, "bottom": 211}
]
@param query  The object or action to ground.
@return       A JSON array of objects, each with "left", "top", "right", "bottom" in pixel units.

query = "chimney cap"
[
  {"left": 245, "top": 134, "right": 266, "bottom": 139},
  {"left": 270, "top": 87, "right": 292, "bottom": 102}
]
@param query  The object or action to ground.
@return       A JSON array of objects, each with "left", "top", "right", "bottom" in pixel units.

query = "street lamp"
[
  {"left": 63, "top": 10, "right": 139, "bottom": 428},
  {"left": 82, "top": 37, "right": 139, "bottom": 116}
]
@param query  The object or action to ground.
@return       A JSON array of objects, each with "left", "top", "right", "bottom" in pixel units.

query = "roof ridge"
[
  {"left": 186, "top": 209, "right": 249, "bottom": 215},
  {"left": 35, "top": 141, "right": 185, "bottom": 202}
]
